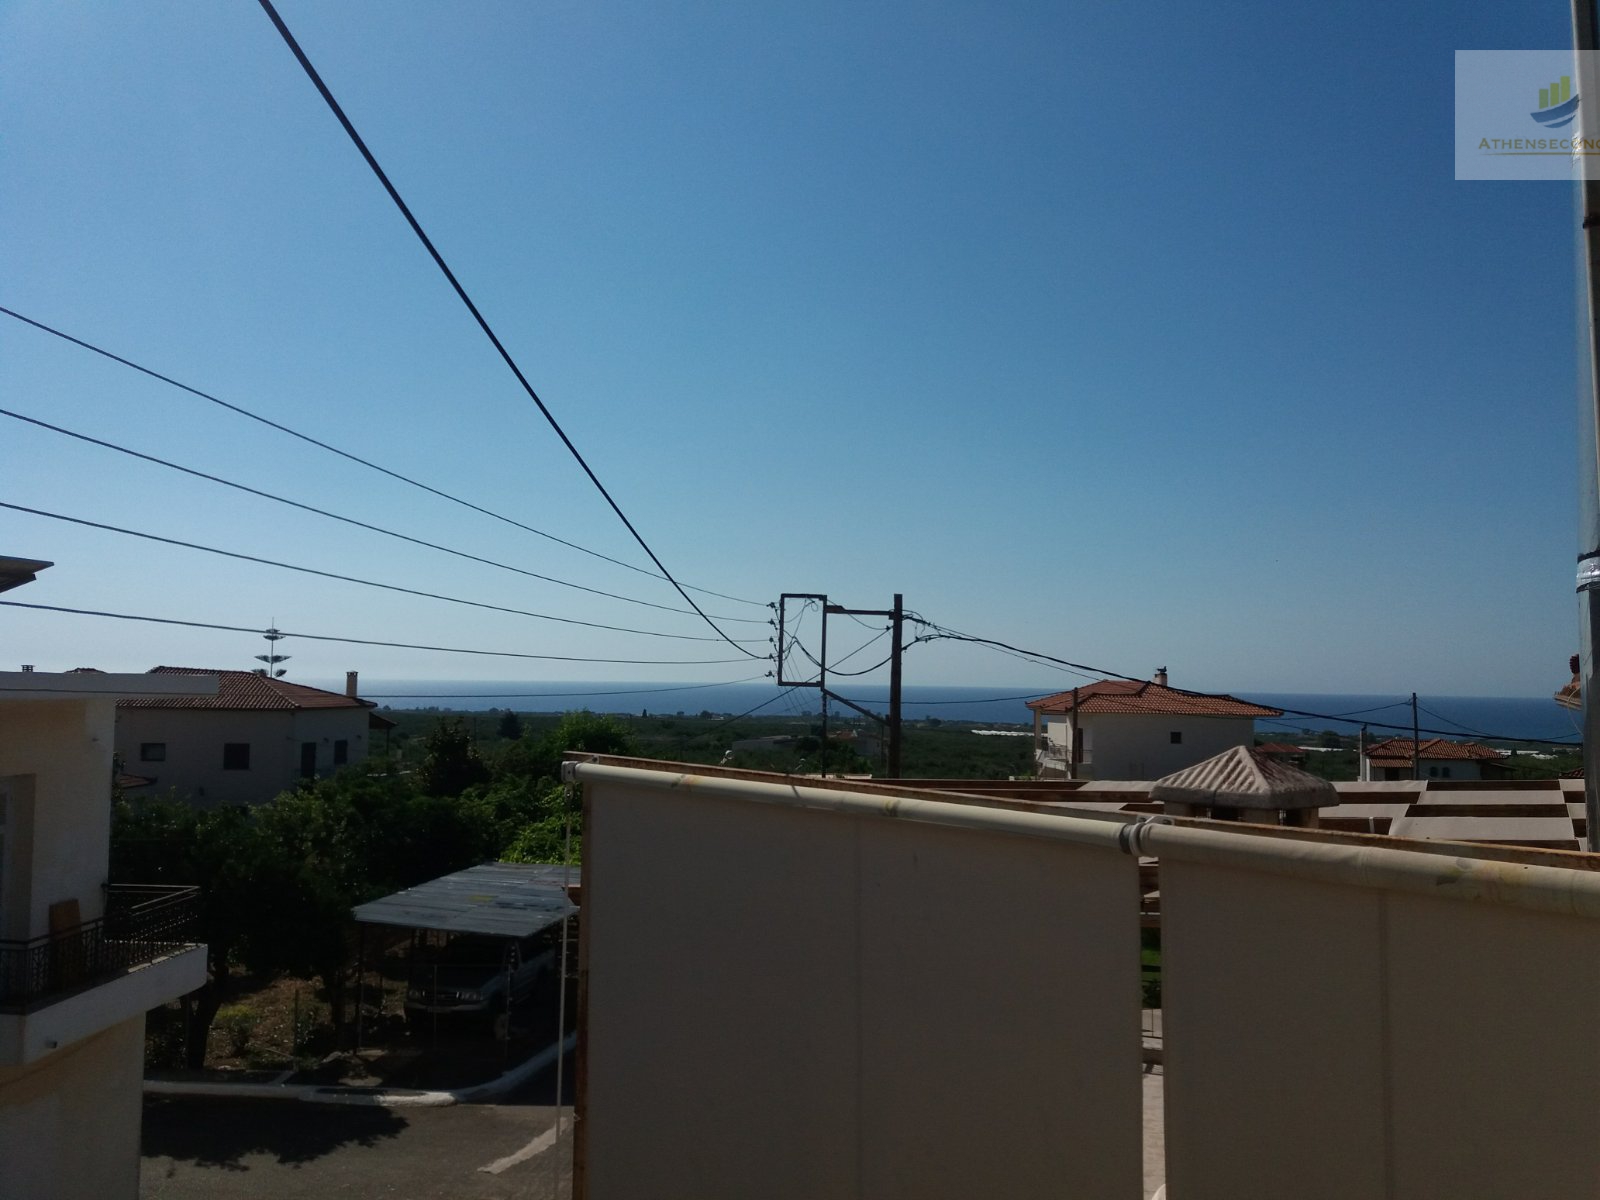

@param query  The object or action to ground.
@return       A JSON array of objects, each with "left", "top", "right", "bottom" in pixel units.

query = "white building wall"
[
  {"left": 1046, "top": 713, "right": 1257, "bottom": 781},
  {"left": 115, "top": 706, "right": 370, "bottom": 806},
  {"left": 1361, "top": 758, "right": 1486, "bottom": 783},
  {"left": 0, "top": 1018, "right": 145, "bottom": 1200},
  {"left": 291, "top": 708, "right": 372, "bottom": 779},
  {"left": 0, "top": 673, "right": 213, "bottom": 1200},
  {"left": 0, "top": 697, "right": 116, "bottom": 935}
]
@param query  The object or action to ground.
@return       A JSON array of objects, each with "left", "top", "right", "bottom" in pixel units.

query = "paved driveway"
[{"left": 140, "top": 1096, "right": 573, "bottom": 1199}]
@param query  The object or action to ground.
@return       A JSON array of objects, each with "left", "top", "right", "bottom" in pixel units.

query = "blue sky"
[{"left": 0, "top": 0, "right": 1583, "bottom": 697}]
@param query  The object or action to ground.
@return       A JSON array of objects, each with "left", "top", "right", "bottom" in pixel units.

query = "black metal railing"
[{"left": 0, "top": 884, "right": 200, "bottom": 1012}]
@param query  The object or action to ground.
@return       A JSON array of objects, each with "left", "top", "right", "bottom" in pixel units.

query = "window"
[
  {"left": 1170, "top": 731, "right": 1183, "bottom": 745},
  {"left": 139, "top": 742, "right": 166, "bottom": 763},
  {"left": 333, "top": 739, "right": 349, "bottom": 765},
  {"left": 222, "top": 743, "right": 250, "bottom": 771},
  {"left": 1428, "top": 766, "right": 1438, "bottom": 778},
  {"left": 1441, "top": 766, "right": 1452, "bottom": 778}
]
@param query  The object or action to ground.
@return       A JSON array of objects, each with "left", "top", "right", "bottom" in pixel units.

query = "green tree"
[
  {"left": 496, "top": 710, "right": 524, "bottom": 741},
  {"left": 500, "top": 782, "right": 578, "bottom": 864},
  {"left": 498, "top": 710, "right": 637, "bottom": 787},
  {"left": 111, "top": 797, "right": 273, "bottom": 1067},
  {"left": 495, "top": 711, "right": 635, "bottom": 861},
  {"left": 417, "top": 717, "right": 491, "bottom": 797}
]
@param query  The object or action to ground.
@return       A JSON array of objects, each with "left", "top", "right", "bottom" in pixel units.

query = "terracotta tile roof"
[
  {"left": 1255, "top": 742, "right": 1307, "bottom": 756},
  {"left": 1025, "top": 679, "right": 1280, "bottom": 718},
  {"left": 1555, "top": 673, "right": 1581, "bottom": 712},
  {"left": 1364, "top": 737, "right": 1507, "bottom": 765},
  {"left": 117, "top": 667, "right": 372, "bottom": 712}
]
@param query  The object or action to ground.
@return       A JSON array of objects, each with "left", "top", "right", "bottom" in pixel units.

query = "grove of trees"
[{"left": 111, "top": 711, "right": 633, "bottom": 1066}]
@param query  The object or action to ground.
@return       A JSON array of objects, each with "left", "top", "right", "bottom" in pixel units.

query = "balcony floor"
[{"left": 0, "top": 944, "right": 205, "bottom": 1067}]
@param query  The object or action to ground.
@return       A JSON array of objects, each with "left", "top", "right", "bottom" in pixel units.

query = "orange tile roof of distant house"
[
  {"left": 1256, "top": 742, "right": 1307, "bottom": 755},
  {"left": 1025, "top": 679, "right": 1280, "bottom": 718},
  {"left": 117, "top": 666, "right": 372, "bottom": 711},
  {"left": 1363, "top": 737, "right": 1507, "bottom": 766}
]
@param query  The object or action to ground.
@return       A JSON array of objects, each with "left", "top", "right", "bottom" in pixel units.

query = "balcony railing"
[
  {"left": 1036, "top": 745, "right": 1089, "bottom": 768},
  {"left": 0, "top": 884, "right": 200, "bottom": 1012}
]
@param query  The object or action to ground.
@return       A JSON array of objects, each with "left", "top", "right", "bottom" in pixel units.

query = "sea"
[{"left": 314, "top": 679, "right": 1584, "bottom": 745}]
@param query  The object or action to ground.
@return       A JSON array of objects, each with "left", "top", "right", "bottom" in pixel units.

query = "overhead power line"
[
  {"left": 720, "top": 686, "right": 801, "bottom": 730},
  {"left": 791, "top": 627, "right": 906, "bottom": 677},
  {"left": 0, "top": 407, "right": 764, "bottom": 624},
  {"left": 1, "top": 502, "right": 771, "bottom": 646},
  {"left": 912, "top": 617, "right": 1581, "bottom": 747},
  {"left": 0, "top": 601, "right": 757, "bottom": 665},
  {"left": 1257, "top": 712, "right": 1579, "bottom": 746},
  {"left": 363, "top": 676, "right": 769, "bottom": 699},
  {"left": 1412, "top": 702, "right": 1577, "bottom": 746},
  {"left": 892, "top": 690, "right": 1057, "bottom": 706},
  {"left": 0, "top": 305, "right": 760, "bottom": 607},
  {"left": 822, "top": 652, "right": 898, "bottom": 678},
  {"left": 253, "top": 0, "right": 757, "bottom": 658},
  {"left": 911, "top": 623, "right": 1137, "bottom": 684}
]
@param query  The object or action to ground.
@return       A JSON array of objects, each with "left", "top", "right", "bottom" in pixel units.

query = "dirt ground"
[{"left": 148, "top": 938, "right": 573, "bottom": 1090}]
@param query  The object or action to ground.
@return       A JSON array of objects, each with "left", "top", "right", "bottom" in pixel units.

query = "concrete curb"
[
  {"left": 143, "top": 1031, "right": 577, "bottom": 1108},
  {"left": 454, "top": 1031, "right": 577, "bottom": 1103}
]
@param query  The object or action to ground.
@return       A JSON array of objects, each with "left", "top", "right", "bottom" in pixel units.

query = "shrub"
[{"left": 215, "top": 1004, "right": 259, "bottom": 1058}]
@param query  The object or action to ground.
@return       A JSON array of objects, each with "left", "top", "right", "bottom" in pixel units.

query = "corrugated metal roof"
[
  {"left": 1026, "top": 679, "right": 1280, "bottom": 718},
  {"left": 352, "top": 862, "right": 577, "bottom": 938},
  {"left": 1150, "top": 745, "right": 1336, "bottom": 810}
]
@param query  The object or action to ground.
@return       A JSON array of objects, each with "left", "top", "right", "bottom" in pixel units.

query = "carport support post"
[{"left": 355, "top": 924, "right": 366, "bottom": 1052}]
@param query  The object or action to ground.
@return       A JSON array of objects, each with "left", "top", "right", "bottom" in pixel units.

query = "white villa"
[
  {"left": 1027, "top": 669, "right": 1280, "bottom": 781},
  {"left": 113, "top": 667, "right": 391, "bottom": 806}
]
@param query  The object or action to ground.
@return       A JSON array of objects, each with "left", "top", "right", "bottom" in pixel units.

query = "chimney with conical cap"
[{"left": 1154, "top": 667, "right": 1168, "bottom": 687}]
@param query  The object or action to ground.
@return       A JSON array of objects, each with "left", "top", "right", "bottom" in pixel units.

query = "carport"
[{"left": 352, "top": 862, "right": 578, "bottom": 1046}]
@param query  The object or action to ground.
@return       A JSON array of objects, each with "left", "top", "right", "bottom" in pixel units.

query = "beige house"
[
  {"left": 1028, "top": 671, "right": 1281, "bottom": 781},
  {"left": 114, "top": 668, "right": 391, "bottom": 807},
  {"left": 0, "top": 670, "right": 209, "bottom": 1200},
  {"left": 1359, "top": 736, "right": 1509, "bottom": 782}
]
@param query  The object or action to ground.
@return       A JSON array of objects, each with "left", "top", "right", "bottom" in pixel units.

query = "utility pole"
[
  {"left": 778, "top": 593, "right": 910, "bottom": 779},
  {"left": 818, "top": 611, "right": 829, "bottom": 778},
  {"left": 1069, "top": 686, "right": 1080, "bottom": 781},
  {"left": 1571, "top": 0, "right": 1600, "bottom": 849},
  {"left": 1410, "top": 693, "right": 1420, "bottom": 782},
  {"left": 887, "top": 594, "right": 904, "bottom": 777}
]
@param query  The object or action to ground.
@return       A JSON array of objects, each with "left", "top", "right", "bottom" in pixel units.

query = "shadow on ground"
[{"left": 142, "top": 1098, "right": 408, "bottom": 1171}]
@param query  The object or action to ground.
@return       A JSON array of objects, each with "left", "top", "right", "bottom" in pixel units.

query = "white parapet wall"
[
  {"left": 567, "top": 759, "right": 1600, "bottom": 1200},
  {"left": 569, "top": 761, "right": 1145, "bottom": 1200},
  {"left": 0, "top": 1017, "right": 146, "bottom": 1200}
]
